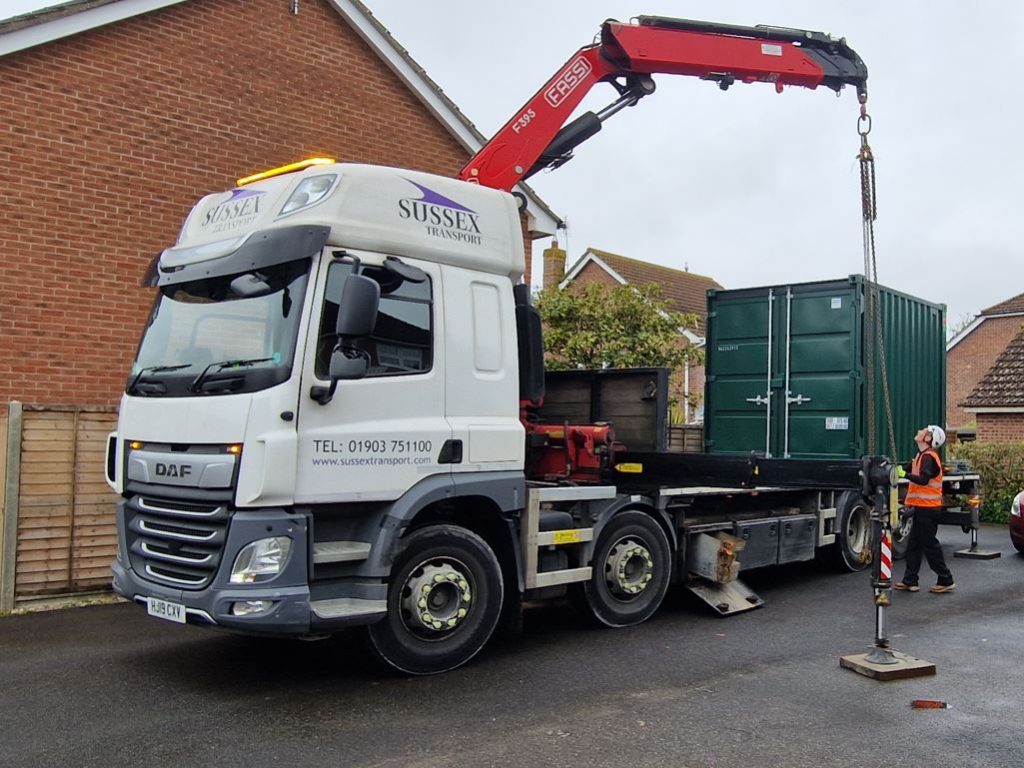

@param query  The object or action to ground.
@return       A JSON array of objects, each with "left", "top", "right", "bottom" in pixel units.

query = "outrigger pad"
[
  {"left": 840, "top": 650, "right": 936, "bottom": 680},
  {"left": 688, "top": 578, "right": 763, "bottom": 616},
  {"left": 954, "top": 548, "right": 1001, "bottom": 560}
]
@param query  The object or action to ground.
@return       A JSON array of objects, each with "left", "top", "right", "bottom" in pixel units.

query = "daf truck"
[{"left": 107, "top": 16, "right": 893, "bottom": 673}]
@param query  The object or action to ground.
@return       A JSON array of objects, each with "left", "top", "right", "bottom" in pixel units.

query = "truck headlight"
[
  {"left": 230, "top": 537, "right": 293, "bottom": 584},
  {"left": 280, "top": 174, "right": 337, "bottom": 215}
]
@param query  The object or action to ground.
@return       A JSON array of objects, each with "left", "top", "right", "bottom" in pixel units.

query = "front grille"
[{"left": 125, "top": 495, "right": 230, "bottom": 590}]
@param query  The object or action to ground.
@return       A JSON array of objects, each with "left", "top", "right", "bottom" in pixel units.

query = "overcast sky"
[
  {"left": 360, "top": 0, "right": 1024, "bottom": 329},
  {"left": 5, "top": 1, "right": 1022, "bottom": 327}
]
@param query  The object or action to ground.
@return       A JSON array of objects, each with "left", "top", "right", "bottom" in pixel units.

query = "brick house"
[
  {"left": 0, "top": 0, "right": 558, "bottom": 605},
  {"left": 543, "top": 246, "right": 721, "bottom": 423},
  {"left": 946, "top": 291, "right": 1024, "bottom": 435},
  {"left": 961, "top": 326, "right": 1024, "bottom": 442}
]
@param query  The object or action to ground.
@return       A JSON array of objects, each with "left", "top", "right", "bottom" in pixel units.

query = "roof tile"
[
  {"left": 961, "top": 324, "right": 1024, "bottom": 407},
  {"left": 567, "top": 248, "right": 721, "bottom": 327},
  {"left": 982, "top": 291, "right": 1024, "bottom": 316}
]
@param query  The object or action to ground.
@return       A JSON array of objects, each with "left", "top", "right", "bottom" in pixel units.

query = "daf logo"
[{"left": 155, "top": 462, "right": 193, "bottom": 479}]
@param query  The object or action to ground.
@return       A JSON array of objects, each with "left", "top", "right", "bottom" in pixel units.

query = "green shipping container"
[{"left": 704, "top": 275, "right": 945, "bottom": 463}]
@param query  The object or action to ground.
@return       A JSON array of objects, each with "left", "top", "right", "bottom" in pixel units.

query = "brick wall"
[
  {"left": 0, "top": 0, "right": 507, "bottom": 412},
  {"left": 975, "top": 412, "right": 1024, "bottom": 442},
  {"left": 573, "top": 261, "right": 621, "bottom": 288},
  {"left": 947, "top": 315, "right": 1024, "bottom": 429}
]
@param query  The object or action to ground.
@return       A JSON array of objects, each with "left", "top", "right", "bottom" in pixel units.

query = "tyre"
[
  {"left": 821, "top": 492, "right": 873, "bottom": 572},
  {"left": 891, "top": 510, "right": 913, "bottom": 561},
  {"left": 573, "top": 511, "right": 671, "bottom": 628},
  {"left": 366, "top": 524, "right": 503, "bottom": 675}
]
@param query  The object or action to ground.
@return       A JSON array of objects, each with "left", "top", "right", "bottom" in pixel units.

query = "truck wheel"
[
  {"left": 821, "top": 492, "right": 873, "bottom": 572},
  {"left": 891, "top": 512, "right": 913, "bottom": 561},
  {"left": 573, "top": 511, "right": 671, "bottom": 628},
  {"left": 366, "top": 524, "right": 503, "bottom": 675}
]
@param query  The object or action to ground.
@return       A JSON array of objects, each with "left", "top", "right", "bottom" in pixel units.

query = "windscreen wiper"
[
  {"left": 189, "top": 357, "right": 275, "bottom": 393},
  {"left": 127, "top": 364, "right": 192, "bottom": 394}
]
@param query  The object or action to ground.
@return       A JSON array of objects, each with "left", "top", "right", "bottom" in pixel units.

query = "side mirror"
[
  {"left": 311, "top": 274, "right": 379, "bottom": 405},
  {"left": 329, "top": 349, "right": 369, "bottom": 380},
  {"left": 336, "top": 274, "right": 380, "bottom": 338}
]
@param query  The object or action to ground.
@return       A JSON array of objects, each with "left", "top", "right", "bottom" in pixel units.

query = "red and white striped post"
[{"left": 879, "top": 530, "right": 893, "bottom": 583}]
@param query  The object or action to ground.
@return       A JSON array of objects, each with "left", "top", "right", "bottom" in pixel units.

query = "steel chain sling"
[{"left": 858, "top": 95, "right": 897, "bottom": 461}]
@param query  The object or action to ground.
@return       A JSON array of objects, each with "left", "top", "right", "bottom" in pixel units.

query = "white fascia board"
[
  {"left": 962, "top": 406, "right": 1024, "bottom": 414},
  {"left": 947, "top": 312, "right": 1024, "bottom": 352},
  {"left": 330, "top": 0, "right": 559, "bottom": 238},
  {"left": 559, "top": 251, "right": 628, "bottom": 290},
  {"left": 946, "top": 316, "right": 985, "bottom": 352},
  {"left": 0, "top": 0, "right": 187, "bottom": 56}
]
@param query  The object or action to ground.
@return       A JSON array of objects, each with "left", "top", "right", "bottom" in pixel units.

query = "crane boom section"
[{"left": 459, "top": 16, "right": 868, "bottom": 191}]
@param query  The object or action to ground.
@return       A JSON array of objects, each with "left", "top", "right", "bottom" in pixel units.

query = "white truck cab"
[{"left": 109, "top": 163, "right": 533, "bottom": 668}]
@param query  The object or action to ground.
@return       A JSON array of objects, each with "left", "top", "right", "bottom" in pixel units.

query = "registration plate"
[{"left": 146, "top": 596, "right": 186, "bottom": 624}]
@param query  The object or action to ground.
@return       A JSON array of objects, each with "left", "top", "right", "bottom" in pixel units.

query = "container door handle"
[
  {"left": 746, "top": 394, "right": 769, "bottom": 406},
  {"left": 786, "top": 392, "right": 812, "bottom": 405}
]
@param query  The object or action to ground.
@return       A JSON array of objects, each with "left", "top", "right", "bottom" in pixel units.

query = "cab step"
[
  {"left": 313, "top": 541, "right": 371, "bottom": 564},
  {"left": 310, "top": 597, "right": 386, "bottom": 620}
]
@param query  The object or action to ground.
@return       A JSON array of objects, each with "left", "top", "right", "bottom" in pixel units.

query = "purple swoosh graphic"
[
  {"left": 226, "top": 188, "right": 266, "bottom": 201},
  {"left": 403, "top": 179, "right": 476, "bottom": 213}
]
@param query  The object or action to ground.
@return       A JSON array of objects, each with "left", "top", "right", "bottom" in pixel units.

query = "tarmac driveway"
[{"left": 1, "top": 524, "right": 1021, "bottom": 768}]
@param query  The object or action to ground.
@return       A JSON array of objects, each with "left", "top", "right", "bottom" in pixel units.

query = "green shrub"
[{"left": 949, "top": 441, "right": 1024, "bottom": 523}]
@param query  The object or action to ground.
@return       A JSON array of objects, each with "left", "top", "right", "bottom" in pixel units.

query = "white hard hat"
[{"left": 926, "top": 424, "right": 946, "bottom": 448}]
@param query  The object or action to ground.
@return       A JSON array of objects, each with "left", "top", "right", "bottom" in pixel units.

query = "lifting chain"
[{"left": 858, "top": 95, "right": 897, "bottom": 461}]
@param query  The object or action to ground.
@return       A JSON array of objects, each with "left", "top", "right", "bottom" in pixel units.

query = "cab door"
[{"left": 294, "top": 251, "right": 451, "bottom": 503}]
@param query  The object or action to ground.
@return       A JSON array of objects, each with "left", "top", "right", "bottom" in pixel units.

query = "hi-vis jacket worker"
[{"left": 895, "top": 425, "right": 956, "bottom": 594}]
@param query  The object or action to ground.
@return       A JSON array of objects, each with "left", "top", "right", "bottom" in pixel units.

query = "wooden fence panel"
[
  {"left": 668, "top": 424, "right": 704, "bottom": 454},
  {"left": 13, "top": 407, "right": 118, "bottom": 600},
  {"left": 73, "top": 413, "right": 119, "bottom": 590},
  {"left": 15, "top": 411, "right": 74, "bottom": 597}
]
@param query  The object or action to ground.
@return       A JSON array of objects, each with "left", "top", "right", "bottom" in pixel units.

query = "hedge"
[{"left": 949, "top": 441, "right": 1024, "bottom": 523}]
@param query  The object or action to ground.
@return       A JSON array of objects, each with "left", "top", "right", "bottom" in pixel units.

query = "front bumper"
[
  {"left": 112, "top": 557, "right": 318, "bottom": 635},
  {"left": 113, "top": 498, "right": 385, "bottom": 637}
]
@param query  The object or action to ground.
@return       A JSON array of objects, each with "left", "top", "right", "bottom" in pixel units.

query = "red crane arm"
[{"left": 458, "top": 16, "right": 868, "bottom": 191}]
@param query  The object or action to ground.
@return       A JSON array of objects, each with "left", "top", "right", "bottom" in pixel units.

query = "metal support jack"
[
  {"left": 841, "top": 462, "right": 936, "bottom": 680},
  {"left": 685, "top": 532, "right": 763, "bottom": 616},
  {"left": 863, "top": 524, "right": 898, "bottom": 666},
  {"left": 955, "top": 495, "right": 1001, "bottom": 560}
]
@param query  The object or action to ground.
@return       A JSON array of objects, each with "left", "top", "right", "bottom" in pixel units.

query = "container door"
[
  {"left": 778, "top": 285, "right": 859, "bottom": 458},
  {"left": 705, "top": 290, "right": 776, "bottom": 455}
]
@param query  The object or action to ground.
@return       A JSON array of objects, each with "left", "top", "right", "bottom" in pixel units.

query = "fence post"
[{"left": 1, "top": 402, "right": 23, "bottom": 612}]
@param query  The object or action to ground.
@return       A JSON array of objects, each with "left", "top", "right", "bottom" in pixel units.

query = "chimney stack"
[{"left": 542, "top": 240, "right": 566, "bottom": 289}]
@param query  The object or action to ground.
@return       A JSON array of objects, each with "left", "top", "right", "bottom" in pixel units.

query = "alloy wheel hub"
[
  {"left": 401, "top": 562, "right": 472, "bottom": 633},
  {"left": 605, "top": 539, "right": 654, "bottom": 597}
]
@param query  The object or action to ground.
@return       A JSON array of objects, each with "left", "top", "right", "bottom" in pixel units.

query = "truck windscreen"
[{"left": 127, "top": 258, "right": 310, "bottom": 396}]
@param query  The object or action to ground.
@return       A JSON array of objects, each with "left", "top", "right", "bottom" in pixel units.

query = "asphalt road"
[{"left": 2, "top": 525, "right": 1022, "bottom": 768}]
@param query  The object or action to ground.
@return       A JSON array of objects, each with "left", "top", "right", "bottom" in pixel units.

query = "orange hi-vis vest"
[{"left": 905, "top": 448, "right": 944, "bottom": 508}]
